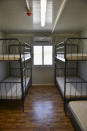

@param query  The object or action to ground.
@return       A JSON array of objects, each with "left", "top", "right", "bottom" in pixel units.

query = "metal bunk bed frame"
[
  {"left": 0, "top": 38, "right": 32, "bottom": 111},
  {"left": 55, "top": 38, "right": 87, "bottom": 112}
]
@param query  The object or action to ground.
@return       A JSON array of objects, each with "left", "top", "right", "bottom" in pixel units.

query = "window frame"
[{"left": 33, "top": 44, "right": 53, "bottom": 67}]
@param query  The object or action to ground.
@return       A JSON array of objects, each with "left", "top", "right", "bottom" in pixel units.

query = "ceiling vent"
[{"left": 33, "top": 37, "right": 52, "bottom": 45}]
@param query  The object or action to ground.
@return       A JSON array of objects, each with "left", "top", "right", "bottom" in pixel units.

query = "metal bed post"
[
  {"left": 64, "top": 40, "right": 67, "bottom": 113},
  {"left": 76, "top": 44, "right": 79, "bottom": 77},
  {"left": 8, "top": 43, "right": 11, "bottom": 76},
  {"left": 24, "top": 44, "right": 26, "bottom": 95},
  {"left": 30, "top": 45, "right": 32, "bottom": 86},
  {"left": 55, "top": 44, "right": 57, "bottom": 84},
  {"left": 19, "top": 42, "right": 24, "bottom": 112}
]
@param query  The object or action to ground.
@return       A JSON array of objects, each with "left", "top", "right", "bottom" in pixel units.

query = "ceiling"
[{"left": 0, "top": 0, "right": 87, "bottom": 33}]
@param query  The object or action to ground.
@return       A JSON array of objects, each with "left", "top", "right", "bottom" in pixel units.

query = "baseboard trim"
[{"left": 32, "top": 84, "right": 55, "bottom": 86}]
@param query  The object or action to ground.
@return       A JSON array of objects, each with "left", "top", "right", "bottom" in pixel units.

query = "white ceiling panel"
[
  {"left": 0, "top": 0, "right": 87, "bottom": 33},
  {"left": 55, "top": 0, "right": 87, "bottom": 32}
]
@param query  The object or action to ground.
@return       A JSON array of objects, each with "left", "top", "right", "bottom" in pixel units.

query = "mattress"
[
  {"left": 0, "top": 54, "right": 31, "bottom": 61},
  {"left": 69, "top": 101, "right": 87, "bottom": 131},
  {"left": 56, "top": 54, "right": 87, "bottom": 61},
  {"left": 56, "top": 77, "right": 87, "bottom": 98},
  {"left": 0, "top": 77, "right": 30, "bottom": 99}
]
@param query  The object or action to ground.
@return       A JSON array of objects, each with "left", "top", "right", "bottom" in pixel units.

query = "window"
[
  {"left": 33, "top": 45, "right": 53, "bottom": 66},
  {"left": 33, "top": 46, "right": 42, "bottom": 65},
  {"left": 44, "top": 46, "right": 52, "bottom": 65}
]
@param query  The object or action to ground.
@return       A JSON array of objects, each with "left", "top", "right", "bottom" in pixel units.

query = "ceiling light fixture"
[
  {"left": 41, "top": 0, "right": 47, "bottom": 27},
  {"left": 26, "top": 0, "right": 30, "bottom": 10},
  {"left": 52, "top": 0, "right": 68, "bottom": 32}
]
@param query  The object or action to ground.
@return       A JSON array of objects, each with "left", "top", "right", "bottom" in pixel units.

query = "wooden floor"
[{"left": 0, "top": 86, "right": 74, "bottom": 131}]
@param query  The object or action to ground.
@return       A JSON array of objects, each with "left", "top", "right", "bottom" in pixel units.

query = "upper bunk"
[
  {"left": 55, "top": 38, "right": 87, "bottom": 62},
  {"left": 0, "top": 38, "right": 31, "bottom": 62}
]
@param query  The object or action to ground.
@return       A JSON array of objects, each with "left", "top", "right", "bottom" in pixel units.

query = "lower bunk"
[
  {"left": 68, "top": 101, "right": 87, "bottom": 131},
  {"left": 0, "top": 76, "right": 30, "bottom": 100},
  {"left": 56, "top": 76, "right": 87, "bottom": 99}
]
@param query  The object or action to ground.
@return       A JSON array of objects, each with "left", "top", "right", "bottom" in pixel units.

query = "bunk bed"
[
  {"left": 55, "top": 38, "right": 87, "bottom": 111},
  {"left": 0, "top": 54, "right": 31, "bottom": 61},
  {"left": 0, "top": 38, "right": 32, "bottom": 111}
]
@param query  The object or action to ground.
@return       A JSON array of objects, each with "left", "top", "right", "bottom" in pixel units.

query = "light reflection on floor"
[{"left": 33, "top": 101, "right": 53, "bottom": 121}]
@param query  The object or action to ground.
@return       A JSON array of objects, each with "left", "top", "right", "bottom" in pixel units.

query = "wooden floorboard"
[{"left": 0, "top": 86, "right": 74, "bottom": 131}]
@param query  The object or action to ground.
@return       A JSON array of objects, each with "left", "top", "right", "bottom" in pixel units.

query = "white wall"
[
  {"left": 79, "top": 30, "right": 87, "bottom": 81},
  {"left": 0, "top": 32, "right": 9, "bottom": 81}
]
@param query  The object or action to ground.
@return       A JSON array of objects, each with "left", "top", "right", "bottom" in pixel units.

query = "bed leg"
[
  {"left": 64, "top": 102, "right": 67, "bottom": 116},
  {"left": 22, "top": 100, "right": 24, "bottom": 112}
]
